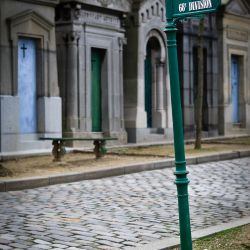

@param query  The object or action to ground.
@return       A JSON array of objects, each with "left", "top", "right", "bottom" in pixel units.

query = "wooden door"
[
  {"left": 91, "top": 49, "right": 102, "bottom": 132},
  {"left": 144, "top": 45, "right": 152, "bottom": 128},
  {"left": 231, "top": 55, "right": 239, "bottom": 124}
]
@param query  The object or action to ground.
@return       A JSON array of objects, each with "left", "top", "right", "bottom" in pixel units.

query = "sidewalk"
[{"left": 0, "top": 155, "right": 249, "bottom": 250}]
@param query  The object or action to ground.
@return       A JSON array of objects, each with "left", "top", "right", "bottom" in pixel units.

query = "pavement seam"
[{"left": 0, "top": 150, "right": 250, "bottom": 192}]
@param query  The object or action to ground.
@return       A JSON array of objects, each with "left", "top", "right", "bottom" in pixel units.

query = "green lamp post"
[
  {"left": 165, "top": 18, "right": 193, "bottom": 250},
  {"left": 164, "top": 0, "right": 221, "bottom": 249}
]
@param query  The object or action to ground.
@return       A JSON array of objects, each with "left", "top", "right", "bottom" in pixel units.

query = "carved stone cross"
[{"left": 21, "top": 43, "right": 27, "bottom": 58}]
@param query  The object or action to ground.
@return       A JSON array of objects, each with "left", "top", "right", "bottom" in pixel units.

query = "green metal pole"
[{"left": 165, "top": 19, "right": 193, "bottom": 250}]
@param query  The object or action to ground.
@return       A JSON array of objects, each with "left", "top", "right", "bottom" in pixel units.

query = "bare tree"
[{"left": 194, "top": 18, "right": 204, "bottom": 149}]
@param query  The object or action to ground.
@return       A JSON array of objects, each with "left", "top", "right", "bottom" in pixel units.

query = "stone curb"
[
  {"left": 132, "top": 217, "right": 250, "bottom": 250},
  {"left": 0, "top": 150, "right": 250, "bottom": 192}
]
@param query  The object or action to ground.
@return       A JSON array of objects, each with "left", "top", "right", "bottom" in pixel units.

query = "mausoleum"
[{"left": 0, "top": 0, "right": 61, "bottom": 153}]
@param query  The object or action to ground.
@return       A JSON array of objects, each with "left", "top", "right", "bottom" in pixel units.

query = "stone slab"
[
  {"left": 196, "top": 154, "right": 220, "bottom": 164},
  {"left": 0, "top": 182, "right": 6, "bottom": 192},
  {"left": 219, "top": 151, "right": 240, "bottom": 161},
  {"left": 5, "top": 177, "right": 49, "bottom": 191},
  {"left": 134, "top": 217, "right": 250, "bottom": 250},
  {"left": 192, "top": 216, "right": 250, "bottom": 240}
]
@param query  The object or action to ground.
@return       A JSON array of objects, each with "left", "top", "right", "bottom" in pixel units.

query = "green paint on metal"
[
  {"left": 165, "top": 1, "right": 221, "bottom": 249},
  {"left": 167, "top": 0, "right": 221, "bottom": 19},
  {"left": 144, "top": 44, "right": 153, "bottom": 128},
  {"left": 165, "top": 21, "right": 193, "bottom": 250},
  {"left": 91, "top": 48, "right": 102, "bottom": 132}
]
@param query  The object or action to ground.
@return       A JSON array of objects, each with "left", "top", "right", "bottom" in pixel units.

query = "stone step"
[
  {"left": 149, "top": 128, "right": 166, "bottom": 135},
  {"left": 19, "top": 140, "right": 51, "bottom": 151}
]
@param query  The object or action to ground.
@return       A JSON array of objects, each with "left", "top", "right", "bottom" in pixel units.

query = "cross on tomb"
[{"left": 21, "top": 43, "right": 27, "bottom": 58}]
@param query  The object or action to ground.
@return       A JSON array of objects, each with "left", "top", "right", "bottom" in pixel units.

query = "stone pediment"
[
  {"left": 59, "top": 0, "right": 132, "bottom": 12},
  {"left": 225, "top": 0, "right": 250, "bottom": 17},
  {"left": 7, "top": 10, "right": 54, "bottom": 32},
  {"left": 7, "top": 10, "right": 54, "bottom": 41}
]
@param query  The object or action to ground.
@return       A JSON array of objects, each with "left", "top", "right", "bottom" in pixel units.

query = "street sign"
[{"left": 166, "top": 0, "right": 221, "bottom": 19}]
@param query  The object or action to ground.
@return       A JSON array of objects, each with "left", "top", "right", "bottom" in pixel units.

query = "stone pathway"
[{"left": 0, "top": 157, "right": 249, "bottom": 250}]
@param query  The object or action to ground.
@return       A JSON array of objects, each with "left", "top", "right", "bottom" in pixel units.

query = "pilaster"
[{"left": 63, "top": 31, "right": 81, "bottom": 132}]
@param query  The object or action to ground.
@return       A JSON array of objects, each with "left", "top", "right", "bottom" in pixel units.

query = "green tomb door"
[
  {"left": 144, "top": 44, "right": 152, "bottom": 128},
  {"left": 91, "top": 49, "right": 102, "bottom": 132},
  {"left": 231, "top": 55, "right": 240, "bottom": 124}
]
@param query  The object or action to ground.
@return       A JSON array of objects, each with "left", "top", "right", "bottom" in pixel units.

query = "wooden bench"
[{"left": 40, "top": 137, "right": 117, "bottom": 161}]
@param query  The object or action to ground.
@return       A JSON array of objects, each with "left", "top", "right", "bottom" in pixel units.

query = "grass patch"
[
  {"left": 172, "top": 224, "right": 250, "bottom": 250},
  {"left": 171, "top": 224, "right": 250, "bottom": 250},
  {"left": 193, "top": 224, "right": 250, "bottom": 250}
]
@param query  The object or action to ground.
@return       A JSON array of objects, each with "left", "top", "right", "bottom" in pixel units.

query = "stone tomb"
[{"left": 0, "top": 0, "right": 61, "bottom": 153}]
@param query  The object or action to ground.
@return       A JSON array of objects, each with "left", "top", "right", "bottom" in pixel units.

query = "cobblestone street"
[{"left": 0, "top": 157, "right": 249, "bottom": 250}]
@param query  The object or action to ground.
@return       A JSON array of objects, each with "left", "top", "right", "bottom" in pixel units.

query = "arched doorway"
[
  {"left": 144, "top": 35, "right": 165, "bottom": 129},
  {"left": 144, "top": 42, "right": 153, "bottom": 128},
  {"left": 91, "top": 48, "right": 103, "bottom": 132}
]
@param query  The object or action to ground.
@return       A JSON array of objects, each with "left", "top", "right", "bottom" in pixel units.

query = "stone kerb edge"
[{"left": 0, "top": 150, "right": 250, "bottom": 192}]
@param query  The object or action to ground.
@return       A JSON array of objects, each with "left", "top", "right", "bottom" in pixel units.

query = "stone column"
[
  {"left": 155, "top": 62, "right": 166, "bottom": 127},
  {"left": 64, "top": 31, "right": 80, "bottom": 132},
  {"left": 119, "top": 37, "right": 126, "bottom": 130}
]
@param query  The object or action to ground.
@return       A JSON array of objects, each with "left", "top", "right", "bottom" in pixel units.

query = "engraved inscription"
[
  {"left": 81, "top": 10, "right": 120, "bottom": 28},
  {"left": 227, "top": 29, "right": 248, "bottom": 42}
]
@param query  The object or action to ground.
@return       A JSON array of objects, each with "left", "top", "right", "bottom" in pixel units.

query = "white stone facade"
[
  {"left": 0, "top": 0, "right": 61, "bottom": 153},
  {"left": 218, "top": 0, "right": 250, "bottom": 136}
]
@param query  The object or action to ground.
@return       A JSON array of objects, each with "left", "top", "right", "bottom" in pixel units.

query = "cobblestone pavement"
[{"left": 0, "top": 157, "right": 249, "bottom": 250}]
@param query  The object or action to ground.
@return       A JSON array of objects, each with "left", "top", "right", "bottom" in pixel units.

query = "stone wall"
[
  {"left": 178, "top": 15, "right": 219, "bottom": 139},
  {"left": 124, "top": 0, "right": 174, "bottom": 143},
  {"left": 218, "top": 0, "right": 250, "bottom": 135}
]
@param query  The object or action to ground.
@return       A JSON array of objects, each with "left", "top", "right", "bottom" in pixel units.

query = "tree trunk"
[{"left": 195, "top": 18, "right": 204, "bottom": 149}]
